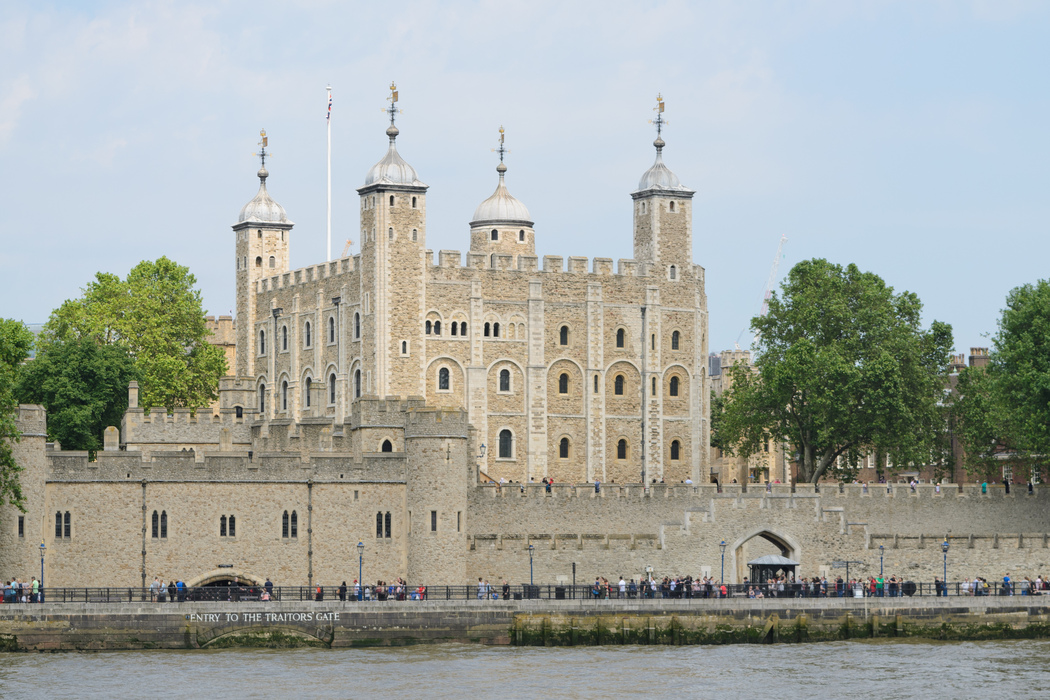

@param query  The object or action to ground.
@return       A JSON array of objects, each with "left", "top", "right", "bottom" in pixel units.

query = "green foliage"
[
  {"left": 40, "top": 257, "right": 227, "bottom": 412},
  {"left": 0, "top": 318, "right": 35, "bottom": 511},
  {"left": 719, "top": 259, "right": 953, "bottom": 483},
  {"left": 16, "top": 337, "right": 138, "bottom": 453},
  {"left": 952, "top": 279, "right": 1050, "bottom": 480},
  {"left": 709, "top": 391, "right": 728, "bottom": 453}
]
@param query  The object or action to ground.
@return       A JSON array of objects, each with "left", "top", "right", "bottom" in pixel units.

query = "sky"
[{"left": 1, "top": 0, "right": 1047, "bottom": 355}]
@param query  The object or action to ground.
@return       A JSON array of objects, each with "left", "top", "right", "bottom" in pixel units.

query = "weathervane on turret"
[
  {"left": 253, "top": 129, "right": 270, "bottom": 169},
  {"left": 648, "top": 94, "right": 667, "bottom": 155},
  {"left": 491, "top": 125, "right": 510, "bottom": 164},
  {"left": 385, "top": 82, "right": 401, "bottom": 126}
]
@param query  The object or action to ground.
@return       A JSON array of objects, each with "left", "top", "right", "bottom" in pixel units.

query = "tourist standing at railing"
[
  {"left": 167, "top": 580, "right": 176, "bottom": 603},
  {"left": 150, "top": 576, "right": 160, "bottom": 602}
]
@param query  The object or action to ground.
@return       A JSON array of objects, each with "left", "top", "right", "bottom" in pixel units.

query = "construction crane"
[
  {"left": 341, "top": 238, "right": 354, "bottom": 257},
  {"left": 735, "top": 234, "right": 788, "bottom": 350}
]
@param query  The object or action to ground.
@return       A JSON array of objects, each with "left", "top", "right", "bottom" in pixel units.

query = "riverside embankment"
[{"left": 2, "top": 597, "right": 1050, "bottom": 651}]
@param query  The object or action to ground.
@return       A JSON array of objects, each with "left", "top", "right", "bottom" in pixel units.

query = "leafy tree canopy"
[
  {"left": 953, "top": 279, "right": 1050, "bottom": 479},
  {"left": 0, "top": 318, "right": 35, "bottom": 511},
  {"left": 719, "top": 259, "right": 953, "bottom": 483},
  {"left": 40, "top": 257, "right": 227, "bottom": 412},
  {"left": 17, "top": 337, "right": 138, "bottom": 453}
]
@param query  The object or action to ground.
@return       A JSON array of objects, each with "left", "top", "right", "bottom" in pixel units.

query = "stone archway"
[
  {"left": 185, "top": 569, "right": 267, "bottom": 588},
  {"left": 727, "top": 527, "right": 801, "bottom": 584}
]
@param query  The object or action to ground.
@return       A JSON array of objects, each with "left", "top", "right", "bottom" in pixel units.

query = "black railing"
[{"left": 0, "top": 580, "right": 1044, "bottom": 604}]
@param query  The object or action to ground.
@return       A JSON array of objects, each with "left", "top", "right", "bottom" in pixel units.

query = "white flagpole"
[{"left": 326, "top": 84, "right": 332, "bottom": 262}]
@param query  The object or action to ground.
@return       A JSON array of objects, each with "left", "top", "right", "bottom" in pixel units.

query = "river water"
[{"left": 2, "top": 640, "right": 1049, "bottom": 699}]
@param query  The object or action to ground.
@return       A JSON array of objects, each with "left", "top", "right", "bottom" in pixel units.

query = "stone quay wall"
[{"left": 1, "top": 598, "right": 1050, "bottom": 651}]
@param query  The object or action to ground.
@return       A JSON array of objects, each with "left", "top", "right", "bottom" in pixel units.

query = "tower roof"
[
  {"left": 238, "top": 131, "right": 292, "bottom": 225},
  {"left": 470, "top": 127, "right": 532, "bottom": 225},
  {"left": 363, "top": 83, "right": 426, "bottom": 188},
  {"left": 634, "top": 95, "right": 692, "bottom": 194}
]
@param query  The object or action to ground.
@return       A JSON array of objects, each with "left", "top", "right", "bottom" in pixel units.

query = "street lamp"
[
  {"left": 719, "top": 540, "right": 727, "bottom": 590},
  {"left": 941, "top": 540, "right": 950, "bottom": 596},
  {"left": 879, "top": 544, "right": 884, "bottom": 577},
  {"left": 39, "top": 543, "right": 45, "bottom": 604},
  {"left": 529, "top": 544, "right": 535, "bottom": 587},
  {"left": 357, "top": 541, "right": 364, "bottom": 601}
]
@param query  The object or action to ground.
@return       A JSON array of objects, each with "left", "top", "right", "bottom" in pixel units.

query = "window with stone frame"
[
  {"left": 671, "top": 330, "right": 680, "bottom": 350},
  {"left": 616, "top": 328, "right": 625, "bottom": 348},
  {"left": 499, "top": 369, "right": 511, "bottom": 392},
  {"left": 438, "top": 367, "right": 450, "bottom": 391},
  {"left": 617, "top": 439, "right": 628, "bottom": 460},
  {"left": 498, "top": 429, "right": 513, "bottom": 459}
]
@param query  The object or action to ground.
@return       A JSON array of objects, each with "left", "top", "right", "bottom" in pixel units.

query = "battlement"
[
  {"left": 404, "top": 406, "right": 470, "bottom": 437},
  {"left": 256, "top": 255, "right": 358, "bottom": 294},
  {"left": 427, "top": 249, "right": 676, "bottom": 279},
  {"left": 350, "top": 395, "right": 428, "bottom": 428},
  {"left": 15, "top": 404, "right": 46, "bottom": 437},
  {"left": 204, "top": 315, "right": 235, "bottom": 345}
]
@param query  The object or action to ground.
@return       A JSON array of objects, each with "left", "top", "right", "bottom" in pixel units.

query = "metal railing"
[{"left": 1, "top": 580, "right": 1044, "bottom": 604}]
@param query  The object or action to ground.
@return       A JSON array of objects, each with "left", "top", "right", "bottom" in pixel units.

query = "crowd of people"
[{"left": 2, "top": 577, "right": 40, "bottom": 603}]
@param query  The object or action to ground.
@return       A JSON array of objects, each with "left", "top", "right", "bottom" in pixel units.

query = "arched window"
[
  {"left": 617, "top": 439, "right": 628, "bottom": 460},
  {"left": 329, "top": 316, "right": 336, "bottom": 342},
  {"left": 499, "top": 369, "right": 510, "bottom": 392},
  {"left": 484, "top": 322, "right": 491, "bottom": 337},
  {"left": 493, "top": 322, "right": 500, "bottom": 338},
  {"left": 669, "top": 265, "right": 677, "bottom": 280},
  {"left": 439, "top": 367, "right": 450, "bottom": 391},
  {"left": 451, "top": 322, "right": 458, "bottom": 336},
  {"left": 434, "top": 320, "right": 441, "bottom": 335},
  {"left": 672, "top": 330, "right": 680, "bottom": 350},
  {"left": 669, "top": 376, "right": 680, "bottom": 397},
  {"left": 614, "top": 375, "right": 624, "bottom": 395},
  {"left": 559, "top": 373, "right": 569, "bottom": 394},
  {"left": 152, "top": 510, "right": 159, "bottom": 539},
  {"left": 388, "top": 228, "right": 393, "bottom": 241},
  {"left": 401, "top": 340, "right": 408, "bottom": 354},
  {"left": 258, "top": 229, "right": 262, "bottom": 238},
  {"left": 669, "top": 201, "right": 675, "bottom": 212},
  {"left": 412, "top": 196, "right": 417, "bottom": 208},
  {"left": 282, "top": 510, "right": 289, "bottom": 538},
  {"left": 641, "top": 201, "right": 646, "bottom": 214},
  {"left": 290, "top": 511, "right": 297, "bottom": 538},
  {"left": 354, "top": 370, "right": 361, "bottom": 398},
  {"left": 354, "top": 313, "right": 360, "bottom": 339},
  {"left": 559, "top": 326, "right": 569, "bottom": 346},
  {"left": 382, "top": 439, "right": 393, "bottom": 452},
  {"left": 235, "top": 406, "right": 243, "bottom": 418},
  {"left": 259, "top": 384, "right": 266, "bottom": 412},
  {"left": 282, "top": 325, "right": 288, "bottom": 351},
  {"left": 305, "top": 321, "right": 311, "bottom": 347},
  {"left": 559, "top": 437, "right": 570, "bottom": 459},
  {"left": 425, "top": 320, "right": 432, "bottom": 335},
  {"left": 220, "top": 515, "right": 227, "bottom": 537},
  {"left": 259, "top": 330, "right": 266, "bottom": 354},
  {"left": 498, "top": 429, "right": 512, "bottom": 459},
  {"left": 616, "top": 328, "right": 625, "bottom": 348},
  {"left": 519, "top": 230, "right": 525, "bottom": 241},
  {"left": 281, "top": 381, "right": 288, "bottom": 411},
  {"left": 671, "top": 440, "right": 681, "bottom": 460},
  {"left": 255, "top": 256, "right": 262, "bottom": 267},
  {"left": 652, "top": 376, "right": 657, "bottom": 395},
  {"left": 491, "top": 229, "right": 498, "bottom": 241},
  {"left": 160, "top": 511, "right": 167, "bottom": 538},
  {"left": 54, "top": 512, "right": 61, "bottom": 538},
  {"left": 376, "top": 512, "right": 383, "bottom": 538},
  {"left": 305, "top": 377, "right": 312, "bottom": 407},
  {"left": 329, "top": 373, "right": 336, "bottom": 404},
  {"left": 384, "top": 512, "right": 391, "bottom": 538},
  {"left": 460, "top": 322, "right": 467, "bottom": 336},
  {"left": 228, "top": 515, "right": 236, "bottom": 537},
  {"left": 269, "top": 256, "right": 276, "bottom": 268},
  {"left": 594, "top": 375, "right": 599, "bottom": 393},
  {"left": 412, "top": 228, "right": 418, "bottom": 241},
  {"left": 389, "top": 195, "right": 395, "bottom": 206}
]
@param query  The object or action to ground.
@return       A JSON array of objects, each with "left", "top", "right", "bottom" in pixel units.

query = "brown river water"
[{"left": 2, "top": 640, "right": 1049, "bottom": 699}]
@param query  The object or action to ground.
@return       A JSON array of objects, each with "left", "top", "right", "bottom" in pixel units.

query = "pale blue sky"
[{"left": 1, "top": 0, "right": 1047, "bottom": 354}]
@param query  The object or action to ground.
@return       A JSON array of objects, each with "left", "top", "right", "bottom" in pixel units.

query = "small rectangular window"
[
  {"left": 431, "top": 510, "right": 437, "bottom": 532},
  {"left": 457, "top": 511, "right": 461, "bottom": 533},
  {"left": 18, "top": 516, "right": 24, "bottom": 538}
]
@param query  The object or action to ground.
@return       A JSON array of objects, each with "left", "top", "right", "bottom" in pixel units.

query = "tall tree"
[
  {"left": 17, "top": 337, "right": 138, "bottom": 453},
  {"left": 719, "top": 259, "right": 953, "bottom": 483},
  {"left": 953, "top": 279, "right": 1050, "bottom": 480},
  {"left": 0, "top": 318, "right": 35, "bottom": 511},
  {"left": 40, "top": 257, "right": 227, "bottom": 411}
]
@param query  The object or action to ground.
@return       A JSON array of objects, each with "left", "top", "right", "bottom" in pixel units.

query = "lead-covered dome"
[
  {"left": 238, "top": 168, "right": 292, "bottom": 224},
  {"left": 364, "top": 125, "right": 425, "bottom": 187},
  {"left": 636, "top": 137, "right": 690, "bottom": 192},
  {"left": 471, "top": 162, "right": 533, "bottom": 224}
]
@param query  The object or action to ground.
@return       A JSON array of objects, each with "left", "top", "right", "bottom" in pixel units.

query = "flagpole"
[{"left": 326, "top": 84, "right": 332, "bottom": 262}]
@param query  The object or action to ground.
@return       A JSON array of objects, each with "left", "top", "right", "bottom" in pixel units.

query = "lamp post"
[
  {"left": 879, "top": 544, "right": 884, "bottom": 577},
  {"left": 529, "top": 544, "right": 535, "bottom": 587},
  {"left": 39, "top": 543, "right": 45, "bottom": 604},
  {"left": 941, "top": 540, "right": 949, "bottom": 596},
  {"left": 719, "top": 541, "right": 727, "bottom": 590},
  {"left": 357, "top": 541, "right": 364, "bottom": 601}
]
